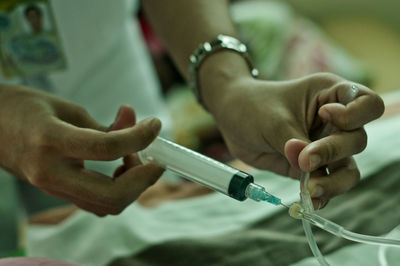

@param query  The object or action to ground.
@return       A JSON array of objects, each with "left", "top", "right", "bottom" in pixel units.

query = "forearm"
[
  {"left": 142, "top": 0, "right": 253, "bottom": 112},
  {"left": 142, "top": 0, "right": 237, "bottom": 77}
]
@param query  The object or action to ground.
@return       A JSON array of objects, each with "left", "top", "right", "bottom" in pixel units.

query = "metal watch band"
[{"left": 189, "top": 34, "right": 259, "bottom": 107}]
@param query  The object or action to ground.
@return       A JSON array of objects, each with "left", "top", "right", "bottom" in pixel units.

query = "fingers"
[
  {"left": 311, "top": 198, "right": 329, "bottom": 211},
  {"left": 44, "top": 162, "right": 164, "bottom": 216},
  {"left": 307, "top": 158, "right": 360, "bottom": 209},
  {"left": 298, "top": 128, "right": 367, "bottom": 172},
  {"left": 113, "top": 154, "right": 142, "bottom": 178},
  {"left": 109, "top": 105, "right": 136, "bottom": 131},
  {"left": 26, "top": 102, "right": 164, "bottom": 216},
  {"left": 318, "top": 85, "right": 385, "bottom": 131},
  {"left": 42, "top": 188, "right": 108, "bottom": 217},
  {"left": 54, "top": 100, "right": 108, "bottom": 132},
  {"left": 57, "top": 102, "right": 137, "bottom": 133},
  {"left": 284, "top": 138, "right": 309, "bottom": 171},
  {"left": 51, "top": 117, "right": 161, "bottom": 161},
  {"left": 250, "top": 152, "right": 301, "bottom": 179},
  {"left": 285, "top": 138, "right": 360, "bottom": 210}
]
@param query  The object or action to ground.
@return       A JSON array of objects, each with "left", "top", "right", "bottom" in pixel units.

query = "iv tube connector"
[{"left": 288, "top": 202, "right": 400, "bottom": 248}]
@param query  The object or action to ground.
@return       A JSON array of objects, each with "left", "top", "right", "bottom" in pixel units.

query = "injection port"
[{"left": 289, "top": 202, "right": 304, "bottom": 219}]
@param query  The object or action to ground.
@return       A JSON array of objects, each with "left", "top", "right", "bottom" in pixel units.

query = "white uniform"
[{"left": 0, "top": 0, "right": 170, "bottom": 128}]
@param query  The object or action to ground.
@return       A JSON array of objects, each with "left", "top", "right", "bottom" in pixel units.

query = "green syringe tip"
[
  {"left": 263, "top": 194, "right": 281, "bottom": 206},
  {"left": 246, "top": 183, "right": 283, "bottom": 206}
]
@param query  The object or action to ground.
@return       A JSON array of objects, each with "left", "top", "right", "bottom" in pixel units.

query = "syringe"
[{"left": 138, "top": 136, "right": 283, "bottom": 205}]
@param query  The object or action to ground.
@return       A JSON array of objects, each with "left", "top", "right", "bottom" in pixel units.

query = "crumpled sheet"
[
  {"left": 26, "top": 167, "right": 301, "bottom": 266},
  {"left": 110, "top": 161, "right": 400, "bottom": 266}
]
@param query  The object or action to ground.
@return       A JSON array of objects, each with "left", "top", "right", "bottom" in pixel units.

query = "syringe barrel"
[{"left": 138, "top": 137, "right": 253, "bottom": 201}]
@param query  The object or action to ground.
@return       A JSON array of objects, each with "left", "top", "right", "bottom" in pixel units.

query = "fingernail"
[
  {"left": 110, "top": 107, "right": 123, "bottom": 127},
  {"left": 311, "top": 185, "right": 324, "bottom": 198},
  {"left": 309, "top": 154, "right": 321, "bottom": 170},
  {"left": 344, "top": 85, "right": 359, "bottom": 104},
  {"left": 312, "top": 201, "right": 319, "bottom": 211},
  {"left": 117, "top": 106, "right": 123, "bottom": 117},
  {"left": 318, "top": 199, "right": 330, "bottom": 210},
  {"left": 150, "top": 118, "right": 161, "bottom": 132},
  {"left": 319, "top": 109, "right": 331, "bottom": 121}
]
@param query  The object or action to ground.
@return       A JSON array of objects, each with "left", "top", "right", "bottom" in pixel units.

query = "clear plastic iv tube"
[
  {"left": 300, "top": 172, "right": 329, "bottom": 266},
  {"left": 289, "top": 171, "right": 400, "bottom": 266},
  {"left": 300, "top": 212, "right": 400, "bottom": 248}
]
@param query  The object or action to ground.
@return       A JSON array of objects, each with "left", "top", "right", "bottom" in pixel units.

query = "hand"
[
  {"left": 0, "top": 85, "right": 164, "bottom": 216},
  {"left": 200, "top": 56, "right": 384, "bottom": 208}
]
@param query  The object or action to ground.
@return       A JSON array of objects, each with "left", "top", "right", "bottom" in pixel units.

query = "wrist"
[{"left": 198, "top": 50, "right": 256, "bottom": 114}]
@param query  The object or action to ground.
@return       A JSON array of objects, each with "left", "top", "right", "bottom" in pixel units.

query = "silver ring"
[{"left": 349, "top": 84, "right": 359, "bottom": 100}]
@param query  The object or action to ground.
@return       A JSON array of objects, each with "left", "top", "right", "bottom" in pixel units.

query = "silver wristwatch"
[{"left": 189, "top": 34, "right": 259, "bottom": 107}]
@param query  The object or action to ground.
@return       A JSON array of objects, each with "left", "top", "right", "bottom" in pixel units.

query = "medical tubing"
[
  {"left": 378, "top": 225, "right": 400, "bottom": 266},
  {"left": 300, "top": 172, "right": 330, "bottom": 266},
  {"left": 342, "top": 227, "right": 400, "bottom": 247},
  {"left": 302, "top": 216, "right": 329, "bottom": 266},
  {"left": 302, "top": 212, "right": 400, "bottom": 247}
]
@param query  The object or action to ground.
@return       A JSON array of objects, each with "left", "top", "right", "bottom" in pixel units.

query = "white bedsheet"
[{"left": 26, "top": 96, "right": 400, "bottom": 266}]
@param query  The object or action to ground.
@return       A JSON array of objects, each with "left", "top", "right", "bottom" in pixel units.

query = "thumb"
[{"left": 284, "top": 138, "right": 309, "bottom": 170}]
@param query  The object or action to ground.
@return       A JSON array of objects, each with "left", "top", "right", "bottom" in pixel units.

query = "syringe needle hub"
[{"left": 245, "top": 182, "right": 282, "bottom": 206}]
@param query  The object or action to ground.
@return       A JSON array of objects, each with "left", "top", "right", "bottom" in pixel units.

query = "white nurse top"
[{"left": 0, "top": 0, "right": 171, "bottom": 131}]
